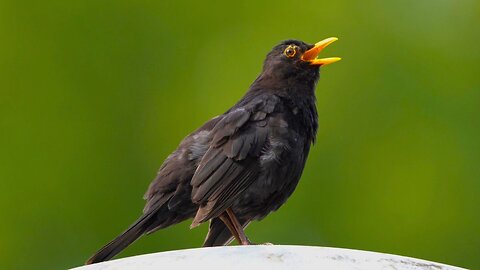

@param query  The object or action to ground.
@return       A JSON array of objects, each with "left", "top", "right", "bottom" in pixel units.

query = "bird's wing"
[
  {"left": 190, "top": 94, "right": 279, "bottom": 226},
  {"left": 142, "top": 116, "right": 221, "bottom": 215}
]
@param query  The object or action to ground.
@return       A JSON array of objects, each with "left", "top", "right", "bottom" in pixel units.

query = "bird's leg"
[
  {"left": 226, "top": 208, "right": 252, "bottom": 245},
  {"left": 219, "top": 212, "right": 242, "bottom": 244}
]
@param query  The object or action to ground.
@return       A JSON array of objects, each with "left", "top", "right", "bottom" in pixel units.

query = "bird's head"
[{"left": 261, "top": 38, "right": 341, "bottom": 84}]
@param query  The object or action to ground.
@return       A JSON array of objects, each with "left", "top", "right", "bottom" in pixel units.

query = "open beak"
[{"left": 301, "top": 37, "right": 341, "bottom": 66}]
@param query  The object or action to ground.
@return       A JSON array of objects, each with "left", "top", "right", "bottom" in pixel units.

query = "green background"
[{"left": 1, "top": 1, "right": 479, "bottom": 269}]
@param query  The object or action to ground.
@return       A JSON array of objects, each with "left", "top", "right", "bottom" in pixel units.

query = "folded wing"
[{"left": 190, "top": 95, "right": 279, "bottom": 227}]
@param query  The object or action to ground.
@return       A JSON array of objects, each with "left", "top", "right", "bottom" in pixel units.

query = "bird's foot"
[
  {"left": 240, "top": 238, "right": 254, "bottom": 245},
  {"left": 240, "top": 240, "right": 274, "bottom": 245}
]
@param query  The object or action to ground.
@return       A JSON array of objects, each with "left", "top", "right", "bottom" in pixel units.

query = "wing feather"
[{"left": 190, "top": 94, "right": 280, "bottom": 227}]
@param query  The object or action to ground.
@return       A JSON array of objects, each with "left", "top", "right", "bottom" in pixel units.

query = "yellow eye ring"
[{"left": 283, "top": 45, "right": 296, "bottom": 58}]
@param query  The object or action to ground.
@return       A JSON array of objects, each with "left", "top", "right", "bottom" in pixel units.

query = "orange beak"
[{"left": 301, "top": 37, "right": 341, "bottom": 66}]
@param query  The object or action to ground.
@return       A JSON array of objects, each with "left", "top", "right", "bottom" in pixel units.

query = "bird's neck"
[
  {"left": 251, "top": 71, "right": 318, "bottom": 95},
  {"left": 248, "top": 73, "right": 319, "bottom": 143}
]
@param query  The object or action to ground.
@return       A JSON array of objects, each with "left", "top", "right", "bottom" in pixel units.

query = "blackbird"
[{"left": 86, "top": 38, "right": 340, "bottom": 264}]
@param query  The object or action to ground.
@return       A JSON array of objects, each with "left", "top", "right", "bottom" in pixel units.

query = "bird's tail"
[{"left": 86, "top": 212, "right": 154, "bottom": 265}]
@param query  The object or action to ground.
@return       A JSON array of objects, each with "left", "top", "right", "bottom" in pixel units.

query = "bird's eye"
[{"left": 283, "top": 45, "right": 296, "bottom": 58}]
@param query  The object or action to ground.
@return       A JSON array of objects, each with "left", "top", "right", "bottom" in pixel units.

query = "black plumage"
[{"left": 86, "top": 38, "right": 340, "bottom": 264}]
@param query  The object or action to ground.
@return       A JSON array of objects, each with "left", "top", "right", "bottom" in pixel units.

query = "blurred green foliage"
[{"left": 1, "top": 0, "right": 479, "bottom": 269}]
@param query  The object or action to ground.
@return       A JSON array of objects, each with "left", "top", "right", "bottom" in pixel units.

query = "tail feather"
[{"left": 86, "top": 213, "right": 153, "bottom": 264}]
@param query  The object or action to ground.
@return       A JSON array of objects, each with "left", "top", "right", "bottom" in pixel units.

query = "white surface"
[{"left": 73, "top": 245, "right": 467, "bottom": 270}]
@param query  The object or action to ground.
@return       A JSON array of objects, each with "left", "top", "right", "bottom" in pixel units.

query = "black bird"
[{"left": 86, "top": 38, "right": 341, "bottom": 264}]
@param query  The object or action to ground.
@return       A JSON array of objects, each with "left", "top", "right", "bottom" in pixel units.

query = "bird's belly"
[{"left": 232, "top": 140, "right": 309, "bottom": 220}]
